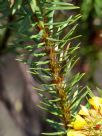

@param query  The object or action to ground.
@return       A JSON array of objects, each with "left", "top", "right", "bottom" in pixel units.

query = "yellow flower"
[
  {"left": 79, "top": 105, "right": 89, "bottom": 116},
  {"left": 89, "top": 96, "right": 102, "bottom": 110},
  {"left": 67, "top": 130, "right": 85, "bottom": 136},
  {"left": 73, "top": 115, "right": 87, "bottom": 130},
  {"left": 68, "top": 97, "right": 102, "bottom": 136},
  {"left": 88, "top": 109, "right": 97, "bottom": 117},
  {"left": 100, "top": 106, "right": 102, "bottom": 115}
]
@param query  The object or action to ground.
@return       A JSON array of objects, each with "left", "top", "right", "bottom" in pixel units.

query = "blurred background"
[{"left": 0, "top": 0, "right": 102, "bottom": 136}]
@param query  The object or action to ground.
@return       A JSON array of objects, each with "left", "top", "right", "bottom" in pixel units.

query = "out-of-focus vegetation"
[
  {"left": 0, "top": 0, "right": 102, "bottom": 136},
  {"left": 78, "top": 0, "right": 102, "bottom": 88}
]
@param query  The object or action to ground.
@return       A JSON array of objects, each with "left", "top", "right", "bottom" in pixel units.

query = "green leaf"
[
  {"left": 46, "top": 119, "right": 64, "bottom": 131},
  {"left": 46, "top": 2, "right": 79, "bottom": 11},
  {"left": 33, "top": 52, "right": 46, "bottom": 57},
  {"left": 87, "top": 86, "right": 94, "bottom": 97},
  {"left": 11, "top": 0, "right": 22, "bottom": 14},
  {"left": 46, "top": 119, "right": 63, "bottom": 126},
  {"left": 50, "top": 2, "right": 74, "bottom": 6},
  {"left": 70, "top": 88, "right": 88, "bottom": 113},
  {"left": 34, "top": 60, "right": 49, "bottom": 65},
  {"left": 28, "top": 0, "right": 39, "bottom": 12},
  {"left": 70, "top": 73, "right": 85, "bottom": 87},
  {"left": 42, "top": 131, "right": 66, "bottom": 135}
]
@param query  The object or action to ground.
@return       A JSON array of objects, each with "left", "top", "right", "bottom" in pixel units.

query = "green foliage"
[
  {"left": 81, "top": 0, "right": 102, "bottom": 20},
  {"left": 0, "top": 0, "right": 89, "bottom": 135}
]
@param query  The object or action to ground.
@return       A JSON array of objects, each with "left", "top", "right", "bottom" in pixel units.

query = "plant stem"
[{"left": 37, "top": 19, "right": 71, "bottom": 130}]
